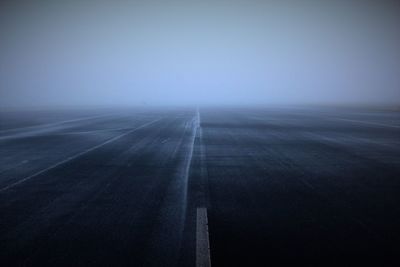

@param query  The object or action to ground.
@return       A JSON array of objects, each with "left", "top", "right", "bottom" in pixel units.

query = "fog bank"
[{"left": 1, "top": 0, "right": 400, "bottom": 107}]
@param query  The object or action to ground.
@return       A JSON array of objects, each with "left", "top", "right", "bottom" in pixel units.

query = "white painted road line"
[
  {"left": 0, "top": 118, "right": 162, "bottom": 193},
  {"left": 196, "top": 207, "right": 211, "bottom": 267}
]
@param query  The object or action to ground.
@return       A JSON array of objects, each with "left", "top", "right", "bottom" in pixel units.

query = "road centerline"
[{"left": 196, "top": 207, "right": 211, "bottom": 267}]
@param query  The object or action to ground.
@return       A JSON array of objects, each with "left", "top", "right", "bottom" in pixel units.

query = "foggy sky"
[{"left": 1, "top": 0, "right": 399, "bottom": 107}]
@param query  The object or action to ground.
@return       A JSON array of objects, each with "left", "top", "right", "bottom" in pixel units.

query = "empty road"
[{"left": 1, "top": 107, "right": 399, "bottom": 266}]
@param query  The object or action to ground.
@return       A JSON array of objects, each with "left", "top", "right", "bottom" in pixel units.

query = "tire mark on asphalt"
[
  {"left": 145, "top": 110, "right": 199, "bottom": 266},
  {"left": 19, "top": 118, "right": 178, "bottom": 265}
]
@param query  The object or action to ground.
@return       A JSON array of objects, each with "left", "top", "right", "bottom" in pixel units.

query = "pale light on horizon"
[{"left": 1, "top": 0, "right": 399, "bottom": 107}]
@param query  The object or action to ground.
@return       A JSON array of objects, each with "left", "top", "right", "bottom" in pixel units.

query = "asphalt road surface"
[{"left": 0, "top": 107, "right": 399, "bottom": 266}]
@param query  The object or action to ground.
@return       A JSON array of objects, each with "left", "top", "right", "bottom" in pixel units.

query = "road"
[{"left": 0, "top": 107, "right": 399, "bottom": 266}]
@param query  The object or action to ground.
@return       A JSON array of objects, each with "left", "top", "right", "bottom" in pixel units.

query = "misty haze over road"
[
  {"left": 1, "top": 0, "right": 400, "bottom": 107},
  {"left": 1, "top": 0, "right": 400, "bottom": 266}
]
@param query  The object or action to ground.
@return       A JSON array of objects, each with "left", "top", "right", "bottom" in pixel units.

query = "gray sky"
[{"left": 1, "top": 0, "right": 399, "bottom": 107}]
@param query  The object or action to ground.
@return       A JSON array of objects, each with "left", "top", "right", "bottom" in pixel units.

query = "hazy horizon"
[{"left": 1, "top": 0, "right": 400, "bottom": 108}]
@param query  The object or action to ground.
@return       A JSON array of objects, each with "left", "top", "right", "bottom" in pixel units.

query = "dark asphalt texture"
[{"left": 0, "top": 107, "right": 399, "bottom": 266}]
